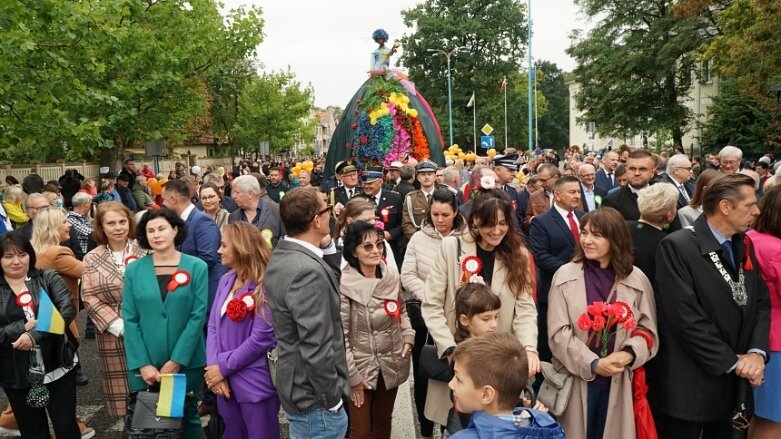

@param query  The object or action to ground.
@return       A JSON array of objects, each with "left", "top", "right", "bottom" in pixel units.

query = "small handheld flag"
[
  {"left": 157, "top": 374, "right": 187, "bottom": 418},
  {"left": 36, "top": 288, "right": 65, "bottom": 334}
]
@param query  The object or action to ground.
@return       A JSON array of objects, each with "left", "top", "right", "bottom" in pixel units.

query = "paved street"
[{"left": 0, "top": 313, "right": 420, "bottom": 438}]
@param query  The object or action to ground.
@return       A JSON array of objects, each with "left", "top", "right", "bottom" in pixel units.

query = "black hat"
[
  {"left": 116, "top": 174, "right": 131, "bottom": 182},
  {"left": 492, "top": 154, "right": 520, "bottom": 172},
  {"left": 415, "top": 160, "right": 438, "bottom": 173},
  {"left": 335, "top": 161, "right": 358, "bottom": 175},
  {"left": 361, "top": 166, "right": 384, "bottom": 183}
]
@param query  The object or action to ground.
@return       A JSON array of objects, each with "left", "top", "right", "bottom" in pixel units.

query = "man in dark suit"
[
  {"left": 594, "top": 149, "right": 620, "bottom": 196},
  {"left": 664, "top": 154, "right": 695, "bottom": 210},
  {"left": 603, "top": 149, "right": 656, "bottom": 221},
  {"left": 577, "top": 163, "right": 600, "bottom": 212},
  {"left": 393, "top": 165, "right": 416, "bottom": 200},
  {"left": 652, "top": 173, "right": 769, "bottom": 439},
  {"left": 227, "top": 175, "right": 285, "bottom": 247},
  {"left": 162, "top": 179, "right": 224, "bottom": 311},
  {"left": 358, "top": 166, "right": 404, "bottom": 266},
  {"left": 330, "top": 161, "right": 362, "bottom": 219},
  {"left": 440, "top": 166, "right": 464, "bottom": 207},
  {"left": 528, "top": 175, "right": 585, "bottom": 362},
  {"left": 265, "top": 188, "right": 349, "bottom": 437},
  {"left": 626, "top": 183, "right": 680, "bottom": 286},
  {"left": 492, "top": 153, "right": 527, "bottom": 230},
  {"left": 266, "top": 167, "right": 290, "bottom": 203}
]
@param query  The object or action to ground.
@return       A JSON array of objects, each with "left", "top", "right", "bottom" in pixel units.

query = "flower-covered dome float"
[{"left": 324, "top": 28, "right": 446, "bottom": 179}]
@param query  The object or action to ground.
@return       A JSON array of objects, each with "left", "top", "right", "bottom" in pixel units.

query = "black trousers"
[
  {"left": 4, "top": 368, "right": 80, "bottom": 439},
  {"left": 656, "top": 412, "right": 735, "bottom": 439}
]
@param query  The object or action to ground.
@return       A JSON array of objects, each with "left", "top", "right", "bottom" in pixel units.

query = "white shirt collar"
[
  {"left": 629, "top": 184, "right": 649, "bottom": 195},
  {"left": 180, "top": 203, "right": 196, "bottom": 221},
  {"left": 553, "top": 203, "right": 577, "bottom": 225},
  {"left": 284, "top": 236, "right": 324, "bottom": 258}
]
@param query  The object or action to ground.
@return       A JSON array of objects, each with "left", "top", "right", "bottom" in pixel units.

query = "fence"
[{"left": 0, "top": 157, "right": 236, "bottom": 184}]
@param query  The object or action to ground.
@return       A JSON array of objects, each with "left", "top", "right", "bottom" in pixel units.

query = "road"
[{"left": 0, "top": 314, "right": 421, "bottom": 438}]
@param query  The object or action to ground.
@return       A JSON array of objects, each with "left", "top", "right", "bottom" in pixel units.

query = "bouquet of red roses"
[{"left": 577, "top": 300, "right": 637, "bottom": 358}]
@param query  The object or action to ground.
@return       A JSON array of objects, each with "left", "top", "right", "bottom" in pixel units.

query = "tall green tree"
[
  {"left": 568, "top": 0, "right": 704, "bottom": 147},
  {"left": 534, "top": 60, "right": 569, "bottom": 150},
  {"left": 399, "top": 0, "right": 538, "bottom": 150},
  {"left": 702, "top": 78, "right": 773, "bottom": 153}
]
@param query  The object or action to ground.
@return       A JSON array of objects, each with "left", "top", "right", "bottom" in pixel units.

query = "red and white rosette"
[
  {"left": 16, "top": 290, "right": 34, "bottom": 321},
  {"left": 166, "top": 270, "right": 191, "bottom": 292},
  {"left": 124, "top": 255, "right": 139, "bottom": 266},
  {"left": 380, "top": 208, "right": 390, "bottom": 223},
  {"left": 239, "top": 292, "right": 256, "bottom": 313},
  {"left": 384, "top": 299, "right": 401, "bottom": 323},
  {"left": 461, "top": 255, "right": 483, "bottom": 283}
]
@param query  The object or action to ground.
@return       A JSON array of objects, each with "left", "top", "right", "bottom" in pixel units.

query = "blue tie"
[{"left": 721, "top": 240, "right": 736, "bottom": 270}]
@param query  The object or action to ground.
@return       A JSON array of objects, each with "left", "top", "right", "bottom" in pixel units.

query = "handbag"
[
  {"left": 123, "top": 390, "right": 184, "bottom": 439},
  {"left": 536, "top": 361, "right": 574, "bottom": 417},
  {"left": 419, "top": 342, "right": 453, "bottom": 382},
  {"left": 267, "top": 348, "right": 278, "bottom": 387}
]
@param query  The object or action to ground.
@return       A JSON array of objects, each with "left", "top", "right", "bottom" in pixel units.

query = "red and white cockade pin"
[
  {"left": 124, "top": 255, "right": 139, "bottom": 265},
  {"left": 461, "top": 255, "right": 483, "bottom": 283},
  {"left": 239, "top": 293, "right": 256, "bottom": 313},
  {"left": 384, "top": 299, "right": 402, "bottom": 323},
  {"left": 16, "top": 291, "right": 33, "bottom": 309},
  {"left": 380, "top": 208, "right": 390, "bottom": 223},
  {"left": 166, "top": 270, "right": 191, "bottom": 292}
]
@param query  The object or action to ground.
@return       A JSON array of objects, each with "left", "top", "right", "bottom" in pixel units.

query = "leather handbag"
[
  {"left": 123, "top": 391, "right": 184, "bottom": 439},
  {"left": 419, "top": 343, "right": 453, "bottom": 382},
  {"left": 537, "top": 361, "right": 574, "bottom": 417}
]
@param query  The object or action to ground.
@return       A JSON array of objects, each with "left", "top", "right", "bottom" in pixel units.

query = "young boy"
[{"left": 448, "top": 333, "right": 564, "bottom": 438}]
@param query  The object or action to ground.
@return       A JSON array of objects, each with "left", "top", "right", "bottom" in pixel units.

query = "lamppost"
[{"left": 428, "top": 46, "right": 466, "bottom": 147}]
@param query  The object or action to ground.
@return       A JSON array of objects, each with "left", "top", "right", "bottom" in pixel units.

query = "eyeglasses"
[
  {"left": 675, "top": 166, "right": 693, "bottom": 171},
  {"left": 315, "top": 204, "right": 333, "bottom": 217},
  {"left": 360, "top": 242, "right": 384, "bottom": 252},
  {"left": 201, "top": 194, "right": 219, "bottom": 201}
]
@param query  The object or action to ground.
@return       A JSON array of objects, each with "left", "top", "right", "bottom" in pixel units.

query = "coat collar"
[
  {"left": 553, "top": 261, "right": 646, "bottom": 293},
  {"left": 340, "top": 263, "right": 399, "bottom": 305},
  {"left": 276, "top": 239, "right": 339, "bottom": 292},
  {"left": 692, "top": 214, "right": 745, "bottom": 258}
]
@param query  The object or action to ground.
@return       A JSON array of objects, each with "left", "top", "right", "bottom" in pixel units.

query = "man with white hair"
[
  {"left": 440, "top": 166, "right": 464, "bottom": 206},
  {"left": 16, "top": 193, "right": 50, "bottom": 240},
  {"left": 665, "top": 154, "right": 695, "bottom": 209},
  {"left": 66, "top": 192, "right": 96, "bottom": 260},
  {"left": 227, "top": 175, "right": 285, "bottom": 247},
  {"left": 718, "top": 145, "right": 743, "bottom": 174}
]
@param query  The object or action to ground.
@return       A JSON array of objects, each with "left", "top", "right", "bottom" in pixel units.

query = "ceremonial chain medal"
[{"left": 708, "top": 252, "right": 747, "bottom": 306}]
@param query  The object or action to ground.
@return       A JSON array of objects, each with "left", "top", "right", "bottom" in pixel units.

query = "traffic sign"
[
  {"left": 481, "top": 124, "right": 494, "bottom": 136},
  {"left": 480, "top": 136, "right": 495, "bottom": 149}
]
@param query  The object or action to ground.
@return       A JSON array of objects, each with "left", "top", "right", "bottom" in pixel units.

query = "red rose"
[
  {"left": 587, "top": 301, "right": 605, "bottom": 316},
  {"left": 592, "top": 314, "right": 606, "bottom": 331},
  {"left": 360, "top": 135, "right": 368, "bottom": 144},
  {"left": 352, "top": 123, "right": 358, "bottom": 129},
  {"left": 577, "top": 313, "right": 593, "bottom": 331},
  {"left": 622, "top": 318, "right": 637, "bottom": 330},
  {"left": 226, "top": 299, "right": 247, "bottom": 322}
]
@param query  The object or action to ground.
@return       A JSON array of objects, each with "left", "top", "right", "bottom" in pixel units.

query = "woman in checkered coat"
[{"left": 81, "top": 202, "right": 147, "bottom": 416}]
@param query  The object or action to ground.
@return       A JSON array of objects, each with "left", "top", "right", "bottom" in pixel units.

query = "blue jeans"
[{"left": 287, "top": 406, "right": 348, "bottom": 439}]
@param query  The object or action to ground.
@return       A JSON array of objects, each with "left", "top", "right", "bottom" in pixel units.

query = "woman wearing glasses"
[
  {"left": 199, "top": 183, "right": 229, "bottom": 233},
  {"left": 340, "top": 221, "right": 414, "bottom": 439}
]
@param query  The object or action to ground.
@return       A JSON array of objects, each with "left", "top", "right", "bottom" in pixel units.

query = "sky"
[{"left": 221, "top": 0, "right": 585, "bottom": 108}]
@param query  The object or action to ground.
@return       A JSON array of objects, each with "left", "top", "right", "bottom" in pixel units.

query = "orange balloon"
[{"left": 148, "top": 178, "right": 162, "bottom": 196}]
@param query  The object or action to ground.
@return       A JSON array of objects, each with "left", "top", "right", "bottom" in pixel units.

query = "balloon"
[
  {"left": 147, "top": 178, "right": 162, "bottom": 196},
  {"left": 487, "top": 148, "right": 497, "bottom": 157}
]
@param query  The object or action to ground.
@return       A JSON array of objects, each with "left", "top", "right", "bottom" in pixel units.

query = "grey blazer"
[
  {"left": 227, "top": 198, "right": 286, "bottom": 247},
  {"left": 265, "top": 239, "right": 349, "bottom": 414},
  {"left": 677, "top": 205, "right": 703, "bottom": 229}
]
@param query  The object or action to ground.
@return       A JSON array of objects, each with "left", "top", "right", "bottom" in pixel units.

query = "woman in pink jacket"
[{"left": 747, "top": 185, "right": 781, "bottom": 439}]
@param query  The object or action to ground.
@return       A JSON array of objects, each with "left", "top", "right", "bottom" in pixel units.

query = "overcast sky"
[{"left": 221, "top": 0, "right": 585, "bottom": 108}]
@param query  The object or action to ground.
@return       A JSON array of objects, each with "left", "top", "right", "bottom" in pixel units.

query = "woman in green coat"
[{"left": 122, "top": 208, "right": 208, "bottom": 438}]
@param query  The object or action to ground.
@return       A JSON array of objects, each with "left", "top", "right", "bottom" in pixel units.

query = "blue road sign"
[{"left": 480, "top": 135, "right": 495, "bottom": 149}]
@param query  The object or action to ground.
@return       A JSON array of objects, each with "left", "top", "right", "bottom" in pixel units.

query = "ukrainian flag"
[
  {"left": 36, "top": 288, "right": 65, "bottom": 334},
  {"left": 157, "top": 374, "right": 186, "bottom": 418}
]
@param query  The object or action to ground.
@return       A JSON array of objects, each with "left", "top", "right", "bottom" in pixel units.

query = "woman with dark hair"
[
  {"left": 122, "top": 208, "right": 208, "bottom": 438},
  {"left": 206, "top": 222, "right": 279, "bottom": 438},
  {"left": 336, "top": 198, "right": 397, "bottom": 270},
  {"left": 548, "top": 207, "right": 658, "bottom": 439},
  {"left": 421, "top": 189, "right": 538, "bottom": 426},
  {"left": 341, "top": 221, "right": 414, "bottom": 439},
  {"left": 678, "top": 169, "right": 720, "bottom": 228},
  {"left": 81, "top": 202, "right": 147, "bottom": 417},
  {"left": 199, "top": 183, "right": 229, "bottom": 233},
  {"left": 0, "top": 231, "right": 79, "bottom": 438},
  {"left": 400, "top": 187, "right": 466, "bottom": 438},
  {"left": 747, "top": 185, "right": 781, "bottom": 438}
]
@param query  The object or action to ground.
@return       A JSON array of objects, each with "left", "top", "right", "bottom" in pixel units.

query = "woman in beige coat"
[
  {"left": 341, "top": 221, "right": 414, "bottom": 439},
  {"left": 548, "top": 208, "right": 658, "bottom": 439},
  {"left": 401, "top": 188, "right": 466, "bottom": 438},
  {"left": 422, "top": 189, "right": 538, "bottom": 426}
]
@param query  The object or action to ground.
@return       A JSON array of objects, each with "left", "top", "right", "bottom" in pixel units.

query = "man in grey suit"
[
  {"left": 227, "top": 175, "right": 286, "bottom": 247},
  {"left": 265, "top": 187, "right": 349, "bottom": 439}
]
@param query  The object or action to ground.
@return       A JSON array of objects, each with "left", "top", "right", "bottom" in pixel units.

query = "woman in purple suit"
[{"left": 205, "top": 222, "right": 279, "bottom": 438}]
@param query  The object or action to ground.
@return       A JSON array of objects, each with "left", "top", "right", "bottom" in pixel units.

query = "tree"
[
  {"left": 399, "top": 0, "right": 536, "bottom": 150},
  {"left": 702, "top": 78, "right": 773, "bottom": 153},
  {"left": 568, "top": 0, "right": 705, "bottom": 147},
  {"left": 534, "top": 60, "right": 569, "bottom": 150},
  {"left": 325, "top": 105, "right": 344, "bottom": 121}
]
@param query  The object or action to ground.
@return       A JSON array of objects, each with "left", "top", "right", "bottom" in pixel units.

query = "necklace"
[
  {"left": 709, "top": 251, "right": 747, "bottom": 306},
  {"left": 107, "top": 241, "right": 131, "bottom": 275}
]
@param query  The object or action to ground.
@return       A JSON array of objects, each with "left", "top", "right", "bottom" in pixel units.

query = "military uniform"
[{"left": 402, "top": 190, "right": 433, "bottom": 238}]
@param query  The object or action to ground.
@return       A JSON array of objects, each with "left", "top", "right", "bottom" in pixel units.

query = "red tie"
[{"left": 567, "top": 212, "right": 580, "bottom": 242}]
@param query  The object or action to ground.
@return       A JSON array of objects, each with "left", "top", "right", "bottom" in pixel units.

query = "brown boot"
[
  {"left": 76, "top": 418, "right": 95, "bottom": 439},
  {"left": 0, "top": 405, "right": 20, "bottom": 437}
]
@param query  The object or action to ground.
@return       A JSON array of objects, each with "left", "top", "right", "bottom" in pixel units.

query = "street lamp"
[{"left": 428, "top": 46, "right": 466, "bottom": 147}]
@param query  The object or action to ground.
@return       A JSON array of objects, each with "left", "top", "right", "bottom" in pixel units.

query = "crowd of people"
[{"left": 0, "top": 143, "right": 777, "bottom": 439}]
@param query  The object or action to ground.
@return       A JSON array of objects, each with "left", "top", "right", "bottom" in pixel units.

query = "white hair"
[
  {"left": 71, "top": 192, "right": 93, "bottom": 207},
  {"left": 718, "top": 145, "right": 743, "bottom": 161},
  {"left": 135, "top": 175, "right": 147, "bottom": 184},
  {"left": 232, "top": 175, "right": 260, "bottom": 195},
  {"left": 637, "top": 183, "right": 680, "bottom": 224},
  {"left": 666, "top": 154, "right": 691, "bottom": 175}
]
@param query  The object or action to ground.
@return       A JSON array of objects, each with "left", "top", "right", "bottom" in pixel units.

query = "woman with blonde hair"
[
  {"left": 206, "top": 222, "right": 280, "bottom": 438},
  {"left": 82, "top": 202, "right": 147, "bottom": 417}
]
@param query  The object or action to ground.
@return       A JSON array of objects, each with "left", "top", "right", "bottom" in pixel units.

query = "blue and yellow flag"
[
  {"left": 36, "top": 288, "right": 65, "bottom": 334},
  {"left": 157, "top": 374, "right": 186, "bottom": 418}
]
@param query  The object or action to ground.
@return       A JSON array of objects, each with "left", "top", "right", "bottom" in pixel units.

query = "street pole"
[
  {"left": 527, "top": 0, "right": 533, "bottom": 152},
  {"left": 429, "top": 47, "right": 465, "bottom": 147}
]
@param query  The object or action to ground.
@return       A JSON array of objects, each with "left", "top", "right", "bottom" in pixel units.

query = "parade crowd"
[{"left": 0, "top": 144, "right": 778, "bottom": 439}]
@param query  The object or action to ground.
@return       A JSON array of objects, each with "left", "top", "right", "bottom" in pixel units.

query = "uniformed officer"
[
  {"left": 402, "top": 160, "right": 438, "bottom": 239},
  {"left": 492, "top": 153, "right": 528, "bottom": 229},
  {"left": 358, "top": 166, "right": 404, "bottom": 266},
  {"left": 383, "top": 161, "right": 403, "bottom": 191},
  {"left": 330, "top": 161, "right": 362, "bottom": 218}
]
